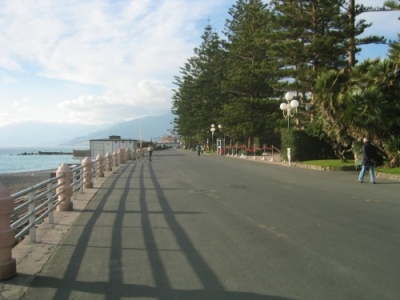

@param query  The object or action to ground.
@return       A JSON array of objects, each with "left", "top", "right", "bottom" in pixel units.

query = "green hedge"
[{"left": 281, "top": 130, "right": 335, "bottom": 162}]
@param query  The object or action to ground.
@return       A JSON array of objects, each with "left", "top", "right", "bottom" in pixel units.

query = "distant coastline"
[
  {"left": 0, "top": 146, "right": 77, "bottom": 175},
  {"left": 16, "top": 151, "right": 73, "bottom": 156}
]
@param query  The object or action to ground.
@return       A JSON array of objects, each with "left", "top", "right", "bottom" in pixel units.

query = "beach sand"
[{"left": 0, "top": 169, "right": 56, "bottom": 195}]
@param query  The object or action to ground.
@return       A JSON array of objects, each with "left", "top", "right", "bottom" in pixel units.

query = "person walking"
[
  {"left": 357, "top": 137, "right": 377, "bottom": 183},
  {"left": 147, "top": 145, "right": 154, "bottom": 161},
  {"left": 196, "top": 144, "right": 202, "bottom": 156}
]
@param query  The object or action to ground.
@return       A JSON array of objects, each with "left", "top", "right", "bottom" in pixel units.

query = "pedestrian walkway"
[
  {"left": 2, "top": 150, "right": 398, "bottom": 300},
  {"left": 1, "top": 164, "right": 111, "bottom": 300},
  {"left": 3, "top": 152, "right": 281, "bottom": 300}
]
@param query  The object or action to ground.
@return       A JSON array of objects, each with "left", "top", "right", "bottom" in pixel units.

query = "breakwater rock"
[{"left": 16, "top": 151, "right": 73, "bottom": 156}]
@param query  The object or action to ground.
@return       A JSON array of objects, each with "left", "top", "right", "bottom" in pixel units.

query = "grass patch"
[
  {"left": 302, "top": 160, "right": 355, "bottom": 168},
  {"left": 302, "top": 159, "right": 400, "bottom": 175},
  {"left": 376, "top": 167, "right": 400, "bottom": 175}
]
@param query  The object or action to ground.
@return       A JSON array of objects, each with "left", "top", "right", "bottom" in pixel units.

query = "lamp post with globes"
[
  {"left": 279, "top": 92, "right": 299, "bottom": 166},
  {"left": 280, "top": 92, "right": 299, "bottom": 130},
  {"left": 210, "top": 124, "right": 216, "bottom": 152},
  {"left": 218, "top": 124, "right": 225, "bottom": 154}
]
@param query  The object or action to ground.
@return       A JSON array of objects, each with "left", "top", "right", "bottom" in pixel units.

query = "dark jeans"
[{"left": 358, "top": 164, "right": 375, "bottom": 182}]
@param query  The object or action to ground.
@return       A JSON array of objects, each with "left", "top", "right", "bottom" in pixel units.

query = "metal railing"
[
  {"left": 0, "top": 148, "right": 143, "bottom": 280},
  {"left": 10, "top": 165, "right": 84, "bottom": 243},
  {"left": 7, "top": 147, "right": 143, "bottom": 243},
  {"left": 8, "top": 149, "right": 124, "bottom": 243}
]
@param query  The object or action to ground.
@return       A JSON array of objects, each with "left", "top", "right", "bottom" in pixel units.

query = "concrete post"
[
  {"left": 118, "top": 148, "right": 124, "bottom": 164},
  {"left": 113, "top": 151, "right": 118, "bottom": 167},
  {"left": 82, "top": 156, "right": 93, "bottom": 188},
  {"left": 270, "top": 145, "right": 276, "bottom": 162},
  {"left": 122, "top": 148, "right": 126, "bottom": 163},
  {"left": 127, "top": 148, "right": 131, "bottom": 161},
  {"left": 96, "top": 154, "right": 104, "bottom": 178},
  {"left": 106, "top": 152, "right": 112, "bottom": 171},
  {"left": 56, "top": 163, "right": 73, "bottom": 211},
  {"left": 0, "top": 184, "right": 16, "bottom": 280}
]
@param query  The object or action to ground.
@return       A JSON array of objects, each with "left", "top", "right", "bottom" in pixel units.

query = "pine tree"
[
  {"left": 270, "top": 0, "right": 349, "bottom": 96},
  {"left": 221, "top": 0, "right": 282, "bottom": 145},
  {"left": 171, "top": 24, "right": 226, "bottom": 147},
  {"left": 388, "top": 34, "right": 400, "bottom": 62},
  {"left": 346, "top": 0, "right": 388, "bottom": 67},
  {"left": 385, "top": 0, "right": 400, "bottom": 61},
  {"left": 313, "top": 59, "right": 400, "bottom": 166}
]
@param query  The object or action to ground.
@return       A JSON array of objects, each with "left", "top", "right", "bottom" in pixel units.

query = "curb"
[{"left": 225, "top": 155, "right": 400, "bottom": 181}]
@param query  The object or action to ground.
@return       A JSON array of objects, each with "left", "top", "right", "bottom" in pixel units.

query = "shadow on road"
[{"left": 18, "top": 162, "right": 296, "bottom": 300}]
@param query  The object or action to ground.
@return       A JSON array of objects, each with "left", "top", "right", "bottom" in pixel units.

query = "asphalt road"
[{"left": 20, "top": 149, "right": 400, "bottom": 300}]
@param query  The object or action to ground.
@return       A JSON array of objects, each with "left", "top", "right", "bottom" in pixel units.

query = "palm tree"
[{"left": 313, "top": 60, "right": 400, "bottom": 166}]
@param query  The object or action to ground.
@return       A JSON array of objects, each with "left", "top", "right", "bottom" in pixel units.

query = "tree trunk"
[{"left": 348, "top": 0, "right": 356, "bottom": 67}]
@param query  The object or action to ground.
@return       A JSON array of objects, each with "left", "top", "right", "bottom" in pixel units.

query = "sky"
[{"left": 0, "top": 0, "right": 398, "bottom": 128}]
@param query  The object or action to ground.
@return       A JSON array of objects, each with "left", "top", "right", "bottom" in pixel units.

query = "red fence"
[{"left": 224, "top": 144, "right": 280, "bottom": 159}]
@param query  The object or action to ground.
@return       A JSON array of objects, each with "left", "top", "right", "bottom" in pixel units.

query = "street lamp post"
[
  {"left": 280, "top": 92, "right": 299, "bottom": 130},
  {"left": 218, "top": 124, "right": 225, "bottom": 155},
  {"left": 210, "top": 124, "right": 216, "bottom": 152},
  {"left": 280, "top": 92, "right": 299, "bottom": 166}
]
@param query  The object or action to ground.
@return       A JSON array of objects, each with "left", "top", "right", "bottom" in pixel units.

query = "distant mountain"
[
  {"left": 0, "top": 113, "right": 176, "bottom": 147},
  {"left": 65, "top": 113, "right": 175, "bottom": 146},
  {"left": 0, "top": 121, "right": 106, "bottom": 147}
]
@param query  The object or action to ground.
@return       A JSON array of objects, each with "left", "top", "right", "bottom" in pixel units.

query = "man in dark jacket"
[
  {"left": 196, "top": 144, "right": 202, "bottom": 156},
  {"left": 357, "top": 137, "right": 377, "bottom": 183},
  {"left": 147, "top": 145, "right": 153, "bottom": 161}
]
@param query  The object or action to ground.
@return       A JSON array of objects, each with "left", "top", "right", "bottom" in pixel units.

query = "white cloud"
[
  {"left": 0, "top": 0, "right": 229, "bottom": 126},
  {"left": 57, "top": 80, "right": 173, "bottom": 124},
  {"left": 358, "top": 11, "right": 399, "bottom": 40},
  {"left": 0, "top": 0, "right": 397, "bottom": 128},
  {"left": 0, "top": 72, "right": 17, "bottom": 84},
  {"left": 0, "top": 0, "right": 223, "bottom": 84},
  {"left": 13, "top": 97, "right": 27, "bottom": 105}
]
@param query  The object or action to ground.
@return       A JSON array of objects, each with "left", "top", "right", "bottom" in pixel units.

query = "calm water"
[{"left": 0, "top": 147, "right": 81, "bottom": 174}]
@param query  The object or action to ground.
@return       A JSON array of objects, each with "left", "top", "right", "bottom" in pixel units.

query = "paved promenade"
[{"left": 1, "top": 149, "right": 399, "bottom": 300}]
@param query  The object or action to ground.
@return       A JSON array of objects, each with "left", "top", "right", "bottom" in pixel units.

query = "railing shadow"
[
  {"left": 15, "top": 160, "right": 297, "bottom": 300},
  {"left": 27, "top": 275, "right": 293, "bottom": 299},
  {"left": 49, "top": 163, "right": 134, "bottom": 300}
]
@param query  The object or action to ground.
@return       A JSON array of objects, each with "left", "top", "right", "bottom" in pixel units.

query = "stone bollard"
[
  {"left": 118, "top": 148, "right": 124, "bottom": 164},
  {"left": 113, "top": 151, "right": 118, "bottom": 167},
  {"left": 106, "top": 152, "right": 112, "bottom": 171},
  {"left": 127, "top": 148, "right": 131, "bottom": 161},
  {"left": 96, "top": 154, "right": 104, "bottom": 178},
  {"left": 82, "top": 156, "right": 93, "bottom": 188},
  {"left": 0, "top": 184, "right": 17, "bottom": 280},
  {"left": 56, "top": 163, "right": 73, "bottom": 211},
  {"left": 133, "top": 148, "right": 137, "bottom": 160}
]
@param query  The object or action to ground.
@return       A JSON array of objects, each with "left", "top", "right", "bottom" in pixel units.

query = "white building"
[{"left": 90, "top": 135, "right": 137, "bottom": 158}]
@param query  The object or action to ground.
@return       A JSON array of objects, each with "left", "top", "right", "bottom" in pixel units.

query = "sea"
[{"left": 0, "top": 146, "right": 83, "bottom": 174}]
